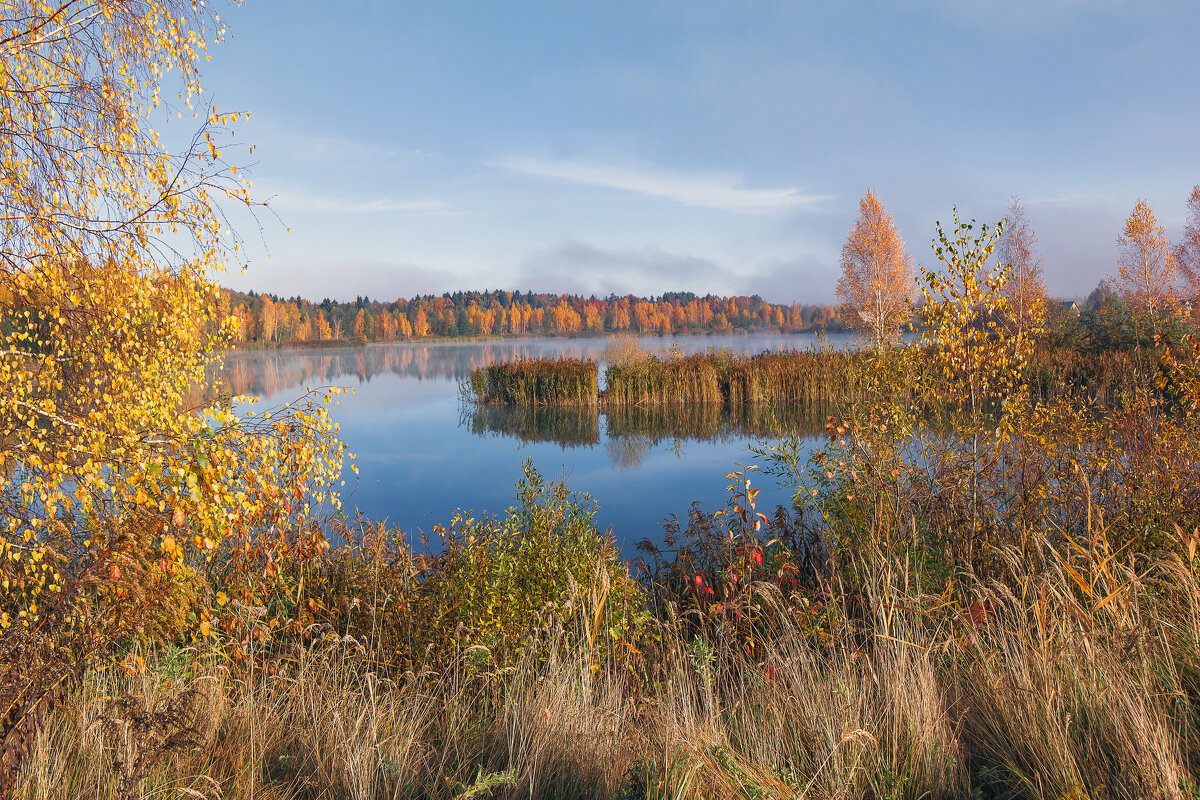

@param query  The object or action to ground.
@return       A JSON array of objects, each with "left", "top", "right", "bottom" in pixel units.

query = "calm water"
[{"left": 219, "top": 333, "right": 851, "bottom": 553}]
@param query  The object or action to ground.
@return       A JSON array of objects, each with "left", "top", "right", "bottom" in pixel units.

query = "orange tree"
[
  {"left": 0, "top": 2, "right": 344, "bottom": 644},
  {"left": 836, "top": 189, "right": 914, "bottom": 350},
  {"left": 1114, "top": 199, "right": 1178, "bottom": 340}
]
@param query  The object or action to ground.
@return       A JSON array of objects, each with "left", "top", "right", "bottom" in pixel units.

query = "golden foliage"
[
  {"left": 917, "top": 208, "right": 1030, "bottom": 415},
  {"left": 0, "top": 0, "right": 344, "bottom": 644},
  {"left": 836, "top": 189, "right": 913, "bottom": 348},
  {"left": 1114, "top": 199, "right": 1178, "bottom": 320}
]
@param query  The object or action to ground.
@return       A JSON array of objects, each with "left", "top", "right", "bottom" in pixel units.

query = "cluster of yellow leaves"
[
  {"left": 917, "top": 208, "right": 1031, "bottom": 416},
  {"left": 0, "top": 2, "right": 344, "bottom": 640}
]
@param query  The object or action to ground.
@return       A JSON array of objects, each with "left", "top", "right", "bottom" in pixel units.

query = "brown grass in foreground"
[{"left": 11, "top": 518, "right": 1200, "bottom": 800}]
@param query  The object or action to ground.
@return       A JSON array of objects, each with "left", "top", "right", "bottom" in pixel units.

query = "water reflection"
[
  {"left": 217, "top": 332, "right": 853, "bottom": 398},
  {"left": 465, "top": 402, "right": 831, "bottom": 470},
  {"left": 464, "top": 404, "right": 602, "bottom": 447},
  {"left": 213, "top": 335, "right": 844, "bottom": 549}
]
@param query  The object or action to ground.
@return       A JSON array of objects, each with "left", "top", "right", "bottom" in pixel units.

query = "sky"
[{"left": 193, "top": 0, "right": 1200, "bottom": 304}]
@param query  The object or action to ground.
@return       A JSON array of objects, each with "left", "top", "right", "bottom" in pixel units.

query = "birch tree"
[
  {"left": 997, "top": 196, "right": 1047, "bottom": 336},
  {"left": 1115, "top": 200, "right": 1177, "bottom": 330},
  {"left": 1176, "top": 185, "right": 1200, "bottom": 316},
  {"left": 836, "top": 190, "right": 913, "bottom": 349}
]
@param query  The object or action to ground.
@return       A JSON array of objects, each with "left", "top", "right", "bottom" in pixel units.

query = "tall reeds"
[
  {"left": 470, "top": 349, "right": 875, "bottom": 409},
  {"left": 1025, "top": 346, "right": 1149, "bottom": 405},
  {"left": 725, "top": 350, "right": 866, "bottom": 406},
  {"left": 467, "top": 346, "right": 1156, "bottom": 412},
  {"left": 604, "top": 352, "right": 723, "bottom": 407},
  {"left": 467, "top": 357, "right": 598, "bottom": 407}
]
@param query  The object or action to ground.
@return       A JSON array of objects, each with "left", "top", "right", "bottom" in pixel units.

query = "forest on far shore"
[{"left": 223, "top": 288, "right": 851, "bottom": 344}]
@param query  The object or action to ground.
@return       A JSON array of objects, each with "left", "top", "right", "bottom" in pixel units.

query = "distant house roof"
[{"left": 1058, "top": 300, "right": 1080, "bottom": 315}]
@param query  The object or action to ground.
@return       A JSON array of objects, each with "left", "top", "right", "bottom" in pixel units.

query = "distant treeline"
[{"left": 221, "top": 288, "right": 849, "bottom": 345}]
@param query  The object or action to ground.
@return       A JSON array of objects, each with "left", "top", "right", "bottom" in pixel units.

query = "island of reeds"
[
  {"left": 464, "top": 337, "right": 1165, "bottom": 412},
  {"left": 466, "top": 344, "right": 866, "bottom": 408}
]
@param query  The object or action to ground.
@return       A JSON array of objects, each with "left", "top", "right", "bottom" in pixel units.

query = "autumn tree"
[
  {"left": 353, "top": 308, "right": 367, "bottom": 340},
  {"left": 1176, "top": 185, "right": 1200, "bottom": 316},
  {"left": 0, "top": 0, "right": 343, "bottom": 652},
  {"left": 916, "top": 209, "right": 1029, "bottom": 556},
  {"left": 836, "top": 190, "right": 913, "bottom": 348},
  {"left": 996, "top": 196, "right": 1047, "bottom": 336},
  {"left": 1114, "top": 200, "right": 1178, "bottom": 335}
]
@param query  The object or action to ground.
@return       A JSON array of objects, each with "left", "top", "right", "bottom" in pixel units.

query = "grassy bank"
[{"left": 11, "top": 477, "right": 1200, "bottom": 799}]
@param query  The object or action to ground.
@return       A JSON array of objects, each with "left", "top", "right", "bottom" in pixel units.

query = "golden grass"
[
  {"left": 15, "top": 524, "right": 1200, "bottom": 799},
  {"left": 468, "top": 357, "right": 599, "bottom": 407},
  {"left": 468, "top": 346, "right": 1154, "bottom": 411}
]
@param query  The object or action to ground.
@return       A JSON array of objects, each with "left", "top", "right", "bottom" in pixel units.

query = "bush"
[{"left": 307, "top": 461, "right": 646, "bottom": 673}]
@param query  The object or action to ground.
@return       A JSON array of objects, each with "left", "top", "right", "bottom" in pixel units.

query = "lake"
[{"left": 219, "top": 332, "right": 852, "bottom": 554}]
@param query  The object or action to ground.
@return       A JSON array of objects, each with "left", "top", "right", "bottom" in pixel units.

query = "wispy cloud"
[
  {"left": 224, "top": 256, "right": 462, "bottom": 302},
  {"left": 494, "top": 156, "right": 827, "bottom": 213},
  {"left": 265, "top": 189, "right": 450, "bottom": 215},
  {"left": 515, "top": 240, "right": 724, "bottom": 295}
]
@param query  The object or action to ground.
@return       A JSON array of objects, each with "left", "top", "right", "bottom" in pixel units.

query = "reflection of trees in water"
[
  {"left": 464, "top": 402, "right": 830, "bottom": 470},
  {"left": 213, "top": 335, "right": 846, "bottom": 401},
  {"left": 215, "top": 342, "right": 605, "bottom": 399},
  {"left": 605, "top": 434, "right": 653, "bottom": 472}
]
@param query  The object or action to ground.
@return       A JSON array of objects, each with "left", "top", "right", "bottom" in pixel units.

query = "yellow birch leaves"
[
  {"left": 917, "top": 208, "right": 1030, "bottom": 416},
  {"left": 0, "top": 1, "right": 344, "bottom": 638}
]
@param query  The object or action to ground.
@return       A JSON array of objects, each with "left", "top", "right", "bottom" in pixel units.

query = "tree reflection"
[{"left": 464, "top": 402, "right": 829, "bottom": 470}]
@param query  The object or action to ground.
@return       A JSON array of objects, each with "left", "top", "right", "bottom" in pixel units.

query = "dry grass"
[
  {"left": 14, "top": 524, "right": 1200, "bottom": 799},
  {"left": 10, "top": 641, "right": 638, "bottom": 800},
  {"left": 468, "top": 346, "right": 1158, "bottom": 412},
  {"left": 467, "top": 357, "right": 599, "bottom": 407}
]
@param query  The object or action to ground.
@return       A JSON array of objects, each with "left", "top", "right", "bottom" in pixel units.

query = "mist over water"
[{"left": 218, "top": 332, "right": 852, "bottom": 553}]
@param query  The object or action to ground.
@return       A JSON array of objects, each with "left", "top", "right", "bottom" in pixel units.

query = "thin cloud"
[
  {"left": 494, "top": 156, "right": 828, "bottom": 213},
  {"left": 225, "top": 257, "right": 462, "bottom": 302},
  {"left": 515, "top": 240, "right": 724, "bottom": 295},
  {"left": 266, "top": 189, "right": 451, "bottom": 215}
]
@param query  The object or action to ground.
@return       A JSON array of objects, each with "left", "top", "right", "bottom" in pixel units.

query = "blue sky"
[{"left": 199, "top": 0, "right": 1199, "bottom": 303}]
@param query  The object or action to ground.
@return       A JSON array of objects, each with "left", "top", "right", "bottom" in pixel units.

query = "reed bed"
[
  {"left": 470, "top": 349, "right": 875, "bottom": 409},
  {"left": 604, "top": 350, "right": 868, "bottom": 408},
  {"left": 471, "top": 347, "right": 1159, "bottom": 411},
  {"left": 468, "top": 357, "right": 598, "bottom": 407},
  {"left": 1025, "top": 346, "right": 1150, "bottom": 404},
  {"left": 603, "top": 352, "right": 723, "bottom": 407},
  {"left": 725, "top": 350, "right": 868, "bottom": 406},
  {"left": 604, "top": 402, "right": 830, "bottom": 444}
]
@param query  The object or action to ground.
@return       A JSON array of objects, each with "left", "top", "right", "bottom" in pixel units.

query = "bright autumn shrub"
[
  {"left": 640, "top": 465, "right": 833, "bottom": 660},
  {"left": 307, "top": 461, "right": 646, "bottom": 673}
]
